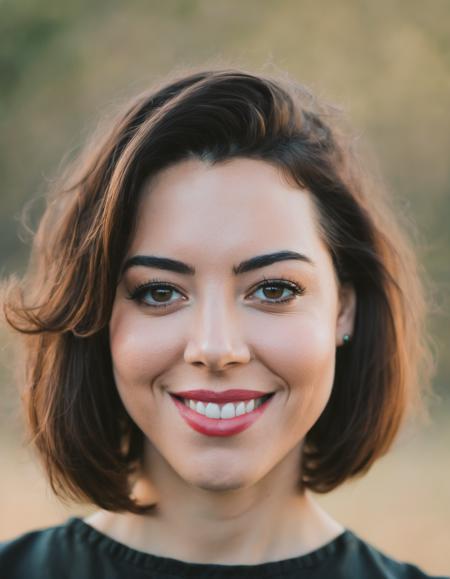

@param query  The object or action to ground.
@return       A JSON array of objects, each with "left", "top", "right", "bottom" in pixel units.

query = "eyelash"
[{"left": 126, "top": 276, "right": 306, "bottom": 310}]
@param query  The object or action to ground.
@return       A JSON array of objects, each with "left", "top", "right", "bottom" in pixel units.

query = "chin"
[
  {"left": 195, "top": 480, "right": 247, "bottom": 493},
  {"left": 183, "top": 466, "right": 254, "bottom": 493}
]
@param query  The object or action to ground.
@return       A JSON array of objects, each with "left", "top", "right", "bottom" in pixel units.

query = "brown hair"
[{"left": 2, "top": 67, "right": 434, "bottom": 513}]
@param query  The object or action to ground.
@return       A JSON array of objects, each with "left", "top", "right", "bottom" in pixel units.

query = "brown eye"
[
  {"left": 127, "top": 281, "right": 184, "bottom": 309},
  {"left": 150, "top": 287, "right": 173, "bottom": 303},
  {"left": 262, "top": 285, "right": 285, "bottom": 300},
  {"left": 251, "top": 279, "right": 305, "bottom": 305}
]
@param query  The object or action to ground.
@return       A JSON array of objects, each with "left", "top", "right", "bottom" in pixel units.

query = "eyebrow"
[{"left": 121, "top": 250, "right": 314, "bottom": 277}]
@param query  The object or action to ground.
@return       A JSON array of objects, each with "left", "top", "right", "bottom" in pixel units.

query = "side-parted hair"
[{"left": 2, "top": 67, "right": 434, "bottom": 513}]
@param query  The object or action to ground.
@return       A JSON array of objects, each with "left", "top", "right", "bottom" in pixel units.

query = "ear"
[{"left": 336, "top": 283, "right": 356, "bottom": 347}]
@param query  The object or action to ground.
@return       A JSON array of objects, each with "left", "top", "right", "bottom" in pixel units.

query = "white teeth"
[
  {"left": 193, "top": 401, "right": 206, "bottom": 415},
  {"left": 183, "top": 396, "right": 270, "bottom": 420},
  {"left": 246, "top": 399, "right": 255, "bottom": 413},
  {"left": 205, "top": 403, "right": 221, "bottom": 419},
  {"left": 220, "top": 402, "right": 236, "bottom": 419}
]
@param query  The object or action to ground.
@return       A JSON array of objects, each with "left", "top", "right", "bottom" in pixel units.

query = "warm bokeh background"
[{"left": 1, "top": 1, "right": 449, "bottom": 575}]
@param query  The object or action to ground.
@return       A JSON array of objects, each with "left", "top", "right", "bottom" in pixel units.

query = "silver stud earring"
[{"left": 343, "top": 334, "right": 351, "bottom": 345}]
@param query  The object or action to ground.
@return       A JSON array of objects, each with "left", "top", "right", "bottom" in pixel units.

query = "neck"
[{"left": 85, "top": 443, "right": 344, "bottom": 565}]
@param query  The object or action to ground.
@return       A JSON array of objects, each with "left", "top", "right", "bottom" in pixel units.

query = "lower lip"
[{"left": 170, "top": 394, "right": 275, "bottom": 437}]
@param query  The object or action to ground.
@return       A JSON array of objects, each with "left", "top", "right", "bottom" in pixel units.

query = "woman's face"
[{"left": 110, "top": 157, "right": 355, "bottom": 493}]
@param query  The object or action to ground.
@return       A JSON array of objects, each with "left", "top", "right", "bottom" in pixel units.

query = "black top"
[{"left": 0, "top": 517, "right": 448, "bottom": 578}]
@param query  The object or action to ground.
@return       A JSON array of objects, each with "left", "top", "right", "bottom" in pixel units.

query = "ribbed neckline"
[{"left": 68, "top": 516, "right": 356, "bottom": 578}]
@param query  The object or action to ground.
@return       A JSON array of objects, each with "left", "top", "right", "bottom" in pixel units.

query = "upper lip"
[{"left": 170, "top": 389, "right": 274, "bottom": 403}]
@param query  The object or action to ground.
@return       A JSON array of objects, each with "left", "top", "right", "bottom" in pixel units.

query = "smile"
[
  {"left": 170, "top": 393, "right": 275, "bottom": 437},
  {"left": 178, "top": 394, "right": 272, "bottom": 419}
]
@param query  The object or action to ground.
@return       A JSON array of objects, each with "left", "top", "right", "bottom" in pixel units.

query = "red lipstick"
[
  {"left": 169, "top": 392, "right": 275, "bottom": 437},
  {"left": 170, "top": 389, "right": 271, "bottom": 403}
]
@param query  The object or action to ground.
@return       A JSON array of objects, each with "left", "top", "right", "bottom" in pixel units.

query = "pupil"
[
  {"left": 263, "top": 286, "right": 282, "bottom": 299},
  {"left": 153, "top": 288, "right": 171, "bottom": 302}
]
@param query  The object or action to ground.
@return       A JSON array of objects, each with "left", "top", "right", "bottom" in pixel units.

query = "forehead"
[{"left": 129, "top": 157, "right": 329, "bottom": 268}]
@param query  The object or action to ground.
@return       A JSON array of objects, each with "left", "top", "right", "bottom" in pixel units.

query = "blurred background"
[{"left": 0, "top": 0, "right": 449, "bottom": 575}]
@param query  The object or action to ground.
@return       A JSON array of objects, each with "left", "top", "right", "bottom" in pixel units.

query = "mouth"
[
  {"left": 169, "top": 392, "right": 276, "bottom": 437},
  {"left": 171, "top": 392, "right": 275, "bottom": 419}
]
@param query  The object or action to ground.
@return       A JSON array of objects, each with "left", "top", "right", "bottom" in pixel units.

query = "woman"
[{"left": 1, "top": 68, "right": 446, "bottom": 578}]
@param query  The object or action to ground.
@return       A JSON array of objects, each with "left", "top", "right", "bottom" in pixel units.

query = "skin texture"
[{"left": 85, "top": 157, "right": 356, "bottom": 565}]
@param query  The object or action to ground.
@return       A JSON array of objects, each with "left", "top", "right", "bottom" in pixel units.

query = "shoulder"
[
  {"left": 0, "top": 518, "right": 90, "bottom": 579},
  {"left": 341, "top": 530, "right": 449, "bottom": 579}
]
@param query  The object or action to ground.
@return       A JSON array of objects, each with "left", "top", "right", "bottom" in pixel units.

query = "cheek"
[
  {"left": 288, "top": 322, "right": 336, "bottom": 431},
  {"left": 109, "top": 305, "right": 174, "bottom": 391},
  {"left": 252, "top": 313, "right": 336, "bottom": 387},
  {"left": 290, "top": 324, "right": 335, "bottom": 390},
  {"left": 255, "top": 316, "right": 336, "bottom": 430}
]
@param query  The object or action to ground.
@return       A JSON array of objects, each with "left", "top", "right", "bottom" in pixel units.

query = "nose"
[{"left": 183, "top": 288, "right": 252, "bottom": 372}]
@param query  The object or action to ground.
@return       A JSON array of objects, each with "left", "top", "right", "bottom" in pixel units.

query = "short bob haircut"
[{"left": 3, "top": 67, "right": 434, "bottom": 514}]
